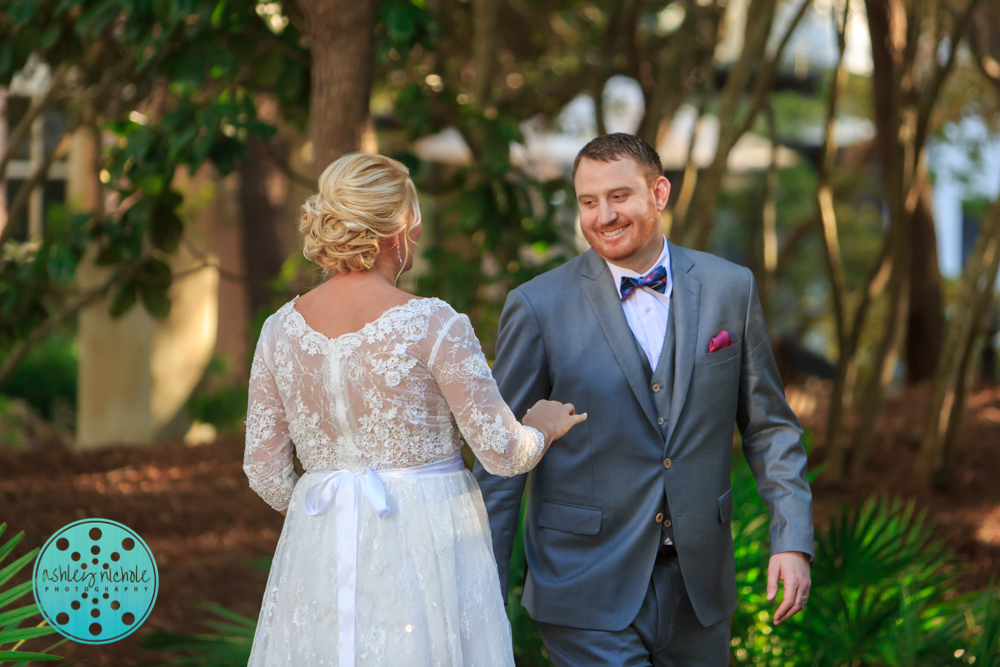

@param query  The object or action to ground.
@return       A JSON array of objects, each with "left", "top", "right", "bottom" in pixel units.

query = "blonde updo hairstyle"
[{"left": 299, "top": 153, "right": 420, "bottom": 277}]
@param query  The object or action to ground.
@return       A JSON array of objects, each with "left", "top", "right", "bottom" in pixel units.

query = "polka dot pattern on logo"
[{"left": 33, "top": 519, "right": 158, "bottom": 645}]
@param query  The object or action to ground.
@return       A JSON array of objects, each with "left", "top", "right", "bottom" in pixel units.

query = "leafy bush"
[
  {"left": 0, "top": 335, "right": 76, "bottom": 424},
  {"left": 186, "top": 357, "right": 248, "bottom": 433},
  {"left": 506, "top": 499, "right": 551, "bottom": 667},
  {"left": 729, "top": 452, "right": 1000, "bottom": 667},
  {"left": 0, "top": 522, "right": 67, "bottom": 664}
]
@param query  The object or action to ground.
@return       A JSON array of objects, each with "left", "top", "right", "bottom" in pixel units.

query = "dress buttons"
[
  {"left": 657, "top": 417, "right": 665, "bottom": 425},
  {"left": 655, "top": 513, "right": 664, "bottom": 523},
  {"left": 663, "top": 519, "right": 672, "bottom": 528},
  {"left": 652, "top": 384, "right": 661, "bottom": 393},
  {"left": 663, "top": 458, "right": 672, "bottom": 469}
]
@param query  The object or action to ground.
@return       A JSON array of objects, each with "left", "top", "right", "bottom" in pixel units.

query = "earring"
[{"left": 397, "top": 243, "right": 403, "bottom": 265}]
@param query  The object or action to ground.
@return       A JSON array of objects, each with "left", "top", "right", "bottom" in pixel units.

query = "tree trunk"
[
  {"left": 680, "top": 0, "right": 812, "bottom": 251},
  {"left": 637, "top": 3, "right": 719, "bottom": 148},
  {"left": 472, "top": 0, "right": 500, "bottom": 107},
  {"left": 940, "top": 329, "right": 980, "bottom": 478},
  {"left": 810, "top": 0, "right": 854, "bottom": 480},
  {"left": 757, "top": 102, "right": 779, "bottom": 319},
  {"left": 905, "top": 183, "right": 944, "bottom": 383},
  {"left": 680, "top": 0, "right": 777, "bottom": 250},
  {"left": 298, "top": 0, "right": 382, "bottom": 176},
  {"left": 850, "top": 228, "right": 910, "bottom": 477},
  {"left": 848, "top": 0, "right": 911, "bottom": 477},
  {"left": 914, "top": 193, "right": 1000, "bottom": 484},
  {"left": 239, "top": 136, "right": 290, "bottom": 318}
]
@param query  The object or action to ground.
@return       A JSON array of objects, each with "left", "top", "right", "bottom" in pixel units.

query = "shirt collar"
[{"left": 605, "top": 236, "right": 673, "bottom": 300}]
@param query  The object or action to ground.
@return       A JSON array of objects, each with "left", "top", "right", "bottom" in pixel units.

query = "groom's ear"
[{"left": 653, "top": 176, "right": 671, "bottom": 212}]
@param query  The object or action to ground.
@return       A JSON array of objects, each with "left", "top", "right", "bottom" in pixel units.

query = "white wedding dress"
[{"left": 243, "top": 296, "right": 544, "bottom": 667}]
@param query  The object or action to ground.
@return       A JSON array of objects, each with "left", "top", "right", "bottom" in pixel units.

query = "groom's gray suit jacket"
[{"left": 473, "top": 243, "right": 814, "bottom": 632}]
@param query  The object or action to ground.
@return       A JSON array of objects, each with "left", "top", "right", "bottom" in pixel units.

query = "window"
[{"left": 0, "top": 83, "right": 68, "bottom": 243}]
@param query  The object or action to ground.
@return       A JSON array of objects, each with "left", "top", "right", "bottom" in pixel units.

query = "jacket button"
[
  {"left": 657, "top": 417, "right": 665, "bottom": 425},
  {"left": 652, "top": 384, "right": 661, "bottom": 393},
  {"left": 655, "top": 513, "right": 664, "bottom": 523},
  {"left": 663, "top": 519, "right": 672, "bottom": 528},
  {"left": 663, "top": 458, "right": 672, "bottom": 469}
]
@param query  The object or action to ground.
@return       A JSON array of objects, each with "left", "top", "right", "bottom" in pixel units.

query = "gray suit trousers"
[{"left": 537, "top": 552, "right": 730, "bottom": 667}]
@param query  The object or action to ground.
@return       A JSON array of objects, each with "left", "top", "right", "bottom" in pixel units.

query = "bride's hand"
[{"left": 523, "top": 400, "right": 587, "bottom": 447}]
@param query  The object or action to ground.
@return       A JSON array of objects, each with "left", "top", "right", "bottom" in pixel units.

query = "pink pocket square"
[{"left": 708, "top": 331, "right": 733, "bottom": 353}]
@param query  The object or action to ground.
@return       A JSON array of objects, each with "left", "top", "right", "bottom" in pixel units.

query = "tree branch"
[
  {"left": 244, "top": 25, "right": 311, "bottom": 67},
  {"left": 261, "top": 139, "right": 315, "bottom": 189},
  {"left": 670, "top": 80, "right": 712, "bottom": 235},
  {"left": 968, "top": 28, "right": 1000, "bottom": 87},
  {"left": 0, "top": 275, "right": 115, "bottom": 386},
  {"left": 734, "top": 0, "right": 813, "bottom": 140},
  {"left": 915, "top": 0, "right": 984, "bottom": 154},
  {"left": 914, "top": 181, "right": 1000, "bottom": 483}
]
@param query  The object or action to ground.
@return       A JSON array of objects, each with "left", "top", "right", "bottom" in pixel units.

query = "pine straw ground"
[{"left": 2, "top": 383, "right": 999, "bottom": 666}]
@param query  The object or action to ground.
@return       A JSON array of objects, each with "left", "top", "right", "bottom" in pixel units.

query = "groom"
[{"left": 474, "top": 133, "right": 814, "bottom": 665}]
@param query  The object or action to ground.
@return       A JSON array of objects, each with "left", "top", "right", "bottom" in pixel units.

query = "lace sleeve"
[
  {"left": 243, "top": 323, "right": 299, "bottom": 511},
  {"left": 429, "top": 312, "right": 545, "bottom": 477}
]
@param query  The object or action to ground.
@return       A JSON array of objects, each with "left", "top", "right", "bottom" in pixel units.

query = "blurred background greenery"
[{"left": 2, "top": 0, "right": 1000, "bottom": 664}]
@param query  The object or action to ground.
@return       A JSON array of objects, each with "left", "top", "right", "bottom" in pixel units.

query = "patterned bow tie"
[{"left": 619, "top": 265, "right": 668, "bottom": 301}]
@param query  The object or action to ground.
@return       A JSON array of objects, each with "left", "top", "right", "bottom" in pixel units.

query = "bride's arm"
[
  {"left": 243, "top": 322, "right": 298, "bottom": 512},
  {"left": 429, "top": 312, "right": 546, "bottom": 477}
]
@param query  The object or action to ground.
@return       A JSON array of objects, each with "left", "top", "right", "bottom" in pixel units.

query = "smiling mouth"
[{"left": 601, "top": 223, "right": 630, "bottom": 238}]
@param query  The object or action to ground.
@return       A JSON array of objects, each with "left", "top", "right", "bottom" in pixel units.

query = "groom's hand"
[{"left": 767, "top": 551, "right": 811, "bottom": 624}]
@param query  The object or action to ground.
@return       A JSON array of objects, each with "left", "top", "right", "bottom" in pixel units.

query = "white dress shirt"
[{"left": 605, "top": 237, "right": 673, "bottom": 372}]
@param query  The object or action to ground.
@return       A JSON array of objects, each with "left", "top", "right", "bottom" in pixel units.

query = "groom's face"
[{"left": 574, "top": 155, "right": 670, "bottom": 270}]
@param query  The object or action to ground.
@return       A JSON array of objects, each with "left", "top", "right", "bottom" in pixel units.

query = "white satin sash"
[{"left": 302, "top": 453, "right": 467, "bottom": 667}]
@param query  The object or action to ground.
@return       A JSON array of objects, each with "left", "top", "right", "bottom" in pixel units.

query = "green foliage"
[
  {"left": 376, "top": 0, "right": 437, "bottom": 65},
  {"left": 0, "top": 0, "right": 309, "bottom": 346},
  {"left": 186, "top": 356, "right": 248, "bottom": 433},
  {"left": 139, "top": 602, "right": 255, "bottom": 667},
  {"left": 415, "top": 163, "right": 575, "bottom": 353},
  {"left": 729, "top": 453, "right": 999, "bottom": 667},
  {"left": 506, "top": 495, "right": 551, "bottom": 667},
  {"left": 372, "top": 1, "right": 599, "bottom": 351},
  {"left": 0, "top": 205, "right": 92, "bottom": 347},
  {"left": 0, "top": 523, "right": 67, "bottom": 665},
  {"left": 0, "top": 334, "right": 76, "bottom": 422}
]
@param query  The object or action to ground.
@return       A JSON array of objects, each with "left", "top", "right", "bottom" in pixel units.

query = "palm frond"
[
  {"left": 813, "top": 497, "right": 952, "bottom": 591},
  {"left": 0, "top": 582, "right": 34, "bottom": 612},
  {"left": 140, "top": 604, "right": 256, "bottom": 667},
  {"left": 967, "top": 585, "right": 1000, "bottom": 667},
  {"left": 0, "top": 523, "right": 63, "bottom": 665},
  {"left": 878, "top": 586, "right": 969, "bottom": 666}
]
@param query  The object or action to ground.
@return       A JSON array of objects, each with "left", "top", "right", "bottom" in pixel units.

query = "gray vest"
[{"left": 631, "top": 301, "right": 677, "bottom": 544}]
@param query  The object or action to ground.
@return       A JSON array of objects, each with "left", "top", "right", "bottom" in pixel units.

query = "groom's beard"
[{"left": 581, "top": 207, "right": 661, "bottom": 265}]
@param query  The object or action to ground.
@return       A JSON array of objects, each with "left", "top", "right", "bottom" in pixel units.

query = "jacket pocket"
[
  {"left": 703, "top": 340, "right": 742, "bottom": 367},
  {"left": 718, "top": 488, "right": 733, "bottom": 524},
  {"left": 538, "top": 501, "right": 603, "bottom": 535}
]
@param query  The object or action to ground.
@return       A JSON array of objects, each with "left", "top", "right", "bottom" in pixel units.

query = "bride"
[{"left": 243, "top": 152, "right": 585, "bottom": 666}]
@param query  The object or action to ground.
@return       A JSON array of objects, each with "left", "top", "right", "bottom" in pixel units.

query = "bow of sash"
[{"left": 303, "top": 468, "right": 390, "bottom": 519}]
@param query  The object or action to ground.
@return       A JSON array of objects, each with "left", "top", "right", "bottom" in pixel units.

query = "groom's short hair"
[{"left": 572, "top": 133, "right": 664, "bottom": 185}]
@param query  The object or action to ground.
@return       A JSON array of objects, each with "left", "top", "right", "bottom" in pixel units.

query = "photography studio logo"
[{"left": 32, "top": 519, "right": 158, "bottom": 644}]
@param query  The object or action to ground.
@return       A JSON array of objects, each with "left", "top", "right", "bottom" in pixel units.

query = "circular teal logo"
[{"left": 32, "top": 519, "right": 158, "bottom": 644}]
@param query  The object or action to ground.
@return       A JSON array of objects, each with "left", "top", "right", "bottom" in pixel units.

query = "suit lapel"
[
  {"left": 580, "top": 250, "right": 661, "bottom": 432},
  {"left": 665, "top": 243, "right": 701, "bottom": 449}
]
